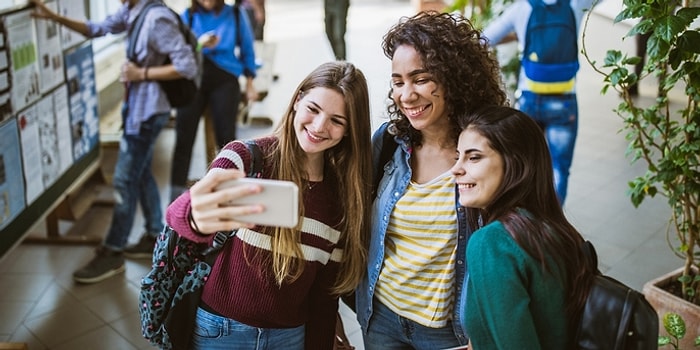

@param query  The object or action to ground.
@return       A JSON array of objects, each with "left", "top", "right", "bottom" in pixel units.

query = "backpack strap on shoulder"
[
  {"left": 244, "top": 140, "right": 264, "bottom": 178},
  {"left": 126, "top": 1, "right": 163, "bottom": 61}
]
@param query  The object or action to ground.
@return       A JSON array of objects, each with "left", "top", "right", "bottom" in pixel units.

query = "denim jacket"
[{"left": 355, "top": 122, "right": 472, "bottom": 345}]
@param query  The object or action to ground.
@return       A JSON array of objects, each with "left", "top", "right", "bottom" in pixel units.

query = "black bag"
[
  {"left": 575, "top": 241, "right": 659, "bottom": 350},
  {"left": 138, "top": 140, "right": 263, "bottom": 349},
  {"left": 127, "top": 1, "right": 202, "bottom": 108}
]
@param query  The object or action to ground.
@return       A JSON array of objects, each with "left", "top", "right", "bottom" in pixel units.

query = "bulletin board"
[{"left": 0, "top": 1, "right": 99, "bottom": 259}]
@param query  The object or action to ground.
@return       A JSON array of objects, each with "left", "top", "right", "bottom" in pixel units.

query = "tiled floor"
[{"left": 0, "top": 0, "right": 684, "bottom": 349}]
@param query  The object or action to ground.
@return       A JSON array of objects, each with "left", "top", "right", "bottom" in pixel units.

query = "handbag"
[{"left": 138, "top": 140, "right": 263, "bottom": 349}]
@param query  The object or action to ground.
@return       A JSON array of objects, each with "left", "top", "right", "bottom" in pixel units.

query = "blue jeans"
[
  {"left": 190, "top": 307, "right": 305, "bottom": 350},
  {"left": 103, "top": 109, "right": 168, "bottom": 250},
  {"left": 517, "top": 91, "right": 578, "bottom": 204},
  {"left": 363, "top": 299, "right": 463, "bottom": 350}
]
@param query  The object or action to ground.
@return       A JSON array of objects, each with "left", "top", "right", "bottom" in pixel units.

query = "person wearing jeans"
[
  {"left": 482, "top": 0, "right": 597, "bottom": 205},
  {"left": 102, "top": 111, "right": 170, "bottom": 251},
  {"left": 30, "top": 0, "right": 198, "bottom": 283}
]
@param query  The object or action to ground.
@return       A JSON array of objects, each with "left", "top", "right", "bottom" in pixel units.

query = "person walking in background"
[
  {"left": 355, "top": 11, "right": 507, "bottom": 349},
  {"left": 168, "top": 0, "right": 259, "bottom": 204},
  {"left": 482, "top": 0, "right": 596, "bottom": 205},
  {"left": 324, "top": 0, "right": 350, "bottom": 60},
  {"left": 451, "top": 106, "right": 594, "bottom": 349},
  {"left": 167, "top": 61, "right": 372, "bottom": 349},
  {"left": 239, "top": 0, "right": 265, "bottom": 40},
  {"left": 30, "top": 0, "right": 198, "bottom": 283}
]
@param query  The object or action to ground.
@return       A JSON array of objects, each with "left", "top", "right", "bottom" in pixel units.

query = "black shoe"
[
  {"left": 123, "top": 234, "right": 157, "bottom": 259},
  {"left": 73, "top": 247, "right": 125, "bottom": 284}
]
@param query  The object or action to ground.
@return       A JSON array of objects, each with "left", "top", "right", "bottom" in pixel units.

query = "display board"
[{"left": 0, "top": 2, "right": 98, "bottom": 259}]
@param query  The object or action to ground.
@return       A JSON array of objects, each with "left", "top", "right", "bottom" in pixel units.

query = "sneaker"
[
  {"left": 73, "top": 247, "right": 125, "bottom": 284},
  {"left": 123, "top": 234, "right": 156, "bottom": 259}
]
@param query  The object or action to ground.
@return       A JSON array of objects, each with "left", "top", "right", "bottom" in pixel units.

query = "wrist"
[{"left": 143, "top": 67, "right": 148, "bottom": 81}]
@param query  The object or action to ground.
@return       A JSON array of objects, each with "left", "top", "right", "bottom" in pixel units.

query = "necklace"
[{"left": 307, "top": 181, "right": 320, "bottom": 190}]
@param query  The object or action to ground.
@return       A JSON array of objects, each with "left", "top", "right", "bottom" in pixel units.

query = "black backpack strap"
[
  {"left": 126, "top": 1, "right": 163, "bottom": 61},
  {"left": 244, "top": 140, "right": 263, "bottom": 178},
  {"left": 233, "top": 3, "right": 242, "bottom": 48}
]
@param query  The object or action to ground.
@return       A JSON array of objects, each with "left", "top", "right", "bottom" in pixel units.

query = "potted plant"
[{"left": 581, "top": 0, "right": 699, "bottom": 347}]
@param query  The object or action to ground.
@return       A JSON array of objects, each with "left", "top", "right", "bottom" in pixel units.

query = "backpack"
[
  {"left": 521, "top": 0, "right": 580, "bottom": 94},
  {"left": 127, "top": 1, "right": 202, "bottom": 108},
  {"left": 575, "top": 241, "right": 659, "bottom": 350}
]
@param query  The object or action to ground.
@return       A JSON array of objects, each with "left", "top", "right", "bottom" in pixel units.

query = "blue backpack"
[{"left": 521, "top": 0, "right": 580, "bottom": 94}]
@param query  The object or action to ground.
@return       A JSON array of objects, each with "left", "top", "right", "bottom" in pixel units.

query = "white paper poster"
[
  {"left": 64, "top": 43, "right": 99, "bottom": 161},
  {"left": 17, "top": 104, "right": 44, "bottom": 205},
  {"left": 0, "top": 119, "right": 26, "bottom": 230},
  {"left": 53, "top": 84, "right": 73, "bottom": 175},
  {"left": 36, "top": 95, "right": 61, "bottom": 188},
  {"left": 3, "top": 9, "right": 41, "bottom": 113},
  {"left": 35, "top": 1, "right": 65, "bottom": 94},
  {"left": 57, "top": 0, "right": 87, "bottom": 51}
]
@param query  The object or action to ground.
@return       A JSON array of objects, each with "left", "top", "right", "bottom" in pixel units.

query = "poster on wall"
[
  {"left": 0, "top": 25, "right": 11, "bottom": 123},
  {"left": 63, "top": 43, "right": 98, "bottom": 162},
  {"left": 34, "top": 1, "right": 65, "bottom": 94},
  {"left": 53, "top": 84, "right": 73, "bottom": 175},
  {"left": 3, "top": 9, "right": 41, "bottom": 114},
  {"left": 17, "top": 104, "right": 44, "bottom": 205},
  {"left": 0, "top": 119, "right": 26, "bottom": 230},
  {"left": 57, "top": 0, "right": 87, "bottom": 51},
  {"left": 36, "top": 94, "right": 62, "bottom": 188}
]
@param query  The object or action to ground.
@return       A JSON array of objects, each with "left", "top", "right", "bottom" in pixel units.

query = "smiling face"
[
  {"left": 293, "top": 87, "right": 348, "bottom": 156},
  {"left": 390, "top": 45, "right": 448, "bottom": 132},
  {"left": 451, "top": 126, "right": 505, "bottom": 209},
  {"left": 196, "top": 0, "right": 218, "bottom": 11}
]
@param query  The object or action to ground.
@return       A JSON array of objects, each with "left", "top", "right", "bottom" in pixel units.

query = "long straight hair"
[
  {"left": 459, "top": 106, "right": 595, "bottom": 335},
  {"left": 268, "top": 62, "right": 372, "bottom": 294}
]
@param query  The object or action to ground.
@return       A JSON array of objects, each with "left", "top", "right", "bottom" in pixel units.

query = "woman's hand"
[
  {"left": 120, "top": 61, "right": 146, "bottom": 82},
  {"left": 189, "top": 168, "right": 264, "bottom": 234},
  {"left": 197, "top": 32, "right": 219, "bottom": 49},
  {"left": 30, "top": 0, "right": 58, "bottom": 21}
]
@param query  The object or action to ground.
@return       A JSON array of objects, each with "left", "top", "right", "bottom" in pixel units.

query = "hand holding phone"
[{"left": 214, "top": 178, "right": 299, "bottom": 228}]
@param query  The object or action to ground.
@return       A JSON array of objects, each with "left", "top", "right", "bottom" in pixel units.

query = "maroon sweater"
[{"left": 166, "top": 136, "right": 343, "bottom": 349}]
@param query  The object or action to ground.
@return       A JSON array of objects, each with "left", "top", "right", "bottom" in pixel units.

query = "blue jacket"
[{"left": 355, "top": 122, "right": 472, "bottom": 345}]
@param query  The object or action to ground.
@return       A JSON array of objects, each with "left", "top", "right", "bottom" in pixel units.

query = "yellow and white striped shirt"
[{"left": 375, "top": 172, "right": 458, "bottom": 328}]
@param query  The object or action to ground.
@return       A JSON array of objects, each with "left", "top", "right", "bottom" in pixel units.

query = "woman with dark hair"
[
  {"left": 355, "top": 11, "right": 507, "bottom": 349},
  {"left": 166, "top": 61, "right": 373, "bottom": 349},
  {"left": 166, "top": 0, "right": 259, "bottom": 206},
  {"left": 451, "top": 106, "right": 595, "bottom": 349}
]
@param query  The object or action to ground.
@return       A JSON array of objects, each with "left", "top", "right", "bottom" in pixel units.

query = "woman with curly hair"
[{"left": 354, "top": 11, "right": 507, "bottom": 349}]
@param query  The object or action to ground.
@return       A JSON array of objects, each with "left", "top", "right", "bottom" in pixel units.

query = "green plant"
[
  {"left": 581, "top": 0, "right": 700, "bottom": 303},
  {"left": 659, "top": 312, "right": 700, "bottom": 349}
]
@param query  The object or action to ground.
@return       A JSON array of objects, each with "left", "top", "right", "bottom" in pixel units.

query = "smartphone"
[{"left": 215, "top": 177, "right": 299, "bottom": 228}]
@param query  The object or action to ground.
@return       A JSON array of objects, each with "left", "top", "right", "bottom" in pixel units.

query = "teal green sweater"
[{"left": 465, "top": 221, "right": 569, "bottom": 349}]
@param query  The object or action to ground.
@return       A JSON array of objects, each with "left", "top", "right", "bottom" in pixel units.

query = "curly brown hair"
[{"left": 382, "top": 11, "right": 507, "bottom": 146}]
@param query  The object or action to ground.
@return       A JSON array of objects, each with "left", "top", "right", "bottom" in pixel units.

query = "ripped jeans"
[{"left": 517, "top": 91, "right": 578, "bottom": 205}]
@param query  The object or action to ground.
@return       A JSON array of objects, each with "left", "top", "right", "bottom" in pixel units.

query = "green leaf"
[
  {"left": 678, "top": 31, "right": 700, "bottom": 54},
  {"left": 658, "top": 335, "right": 671, "bottom": 346},
  {"left": 663, "top": 312, "right": 686, "bottom": 340}
]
